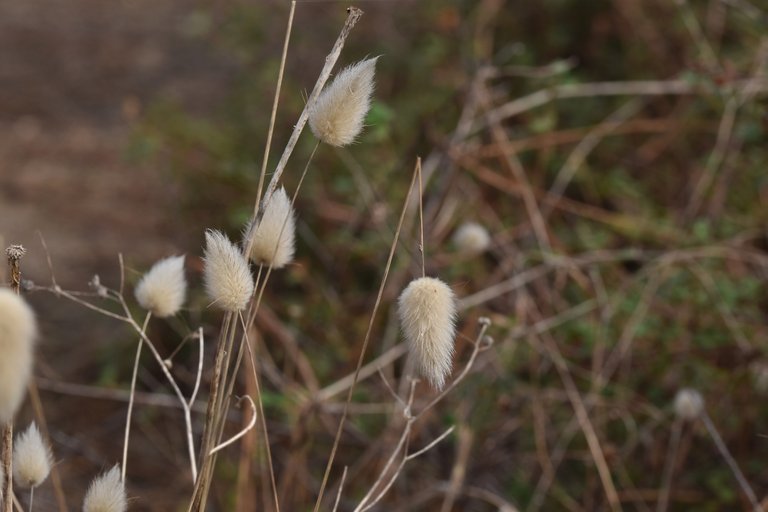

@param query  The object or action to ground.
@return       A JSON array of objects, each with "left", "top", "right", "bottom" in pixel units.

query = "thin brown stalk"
[
  {"left": 2, "top": 245, "right": 24, "bottom": 512},
  {"left": 701, "top": 412, "right": 761, "bottom": 511},
  {"left": 312, "top": 158, "right": 423, "bottom": 512},
  {"left": 259, "top": 6, "right": 364, "bottom": 217},
  {"left": 537, "top": 331, "right": 623, "bottom": 512},
  {"left": 253, "top": 1, "right": 297, "bottom": 219},
  {"left": 417, "top": 158, "right": 426, "bottom": 277},
  {"left": 1, "top": 424, "right": 11, "bottom": 512},
  {"left": 481, "top": 79, "right": 760, "bottom": 129},
  {"left": 238, "top": 313, "right": 281, "bottom": 512},
  {"left": 656, "top": 417, "right": 683, "bottom": 512}
]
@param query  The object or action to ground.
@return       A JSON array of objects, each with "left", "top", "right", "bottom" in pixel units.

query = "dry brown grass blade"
[{"left": 312, "top": 158, "right": 423, "bottom": 512}]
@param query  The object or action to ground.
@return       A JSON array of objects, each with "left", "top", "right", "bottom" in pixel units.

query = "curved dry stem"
[
  {"left": 122, "top": 311, "right": 152, "bottom": 482},
  {"left": 208, "top": 396, "right": 257, "bottom": 456}
]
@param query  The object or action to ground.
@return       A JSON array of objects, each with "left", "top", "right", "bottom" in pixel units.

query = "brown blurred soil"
[{"left": 0, "top": 1, "right": 236, "bottom": 509}]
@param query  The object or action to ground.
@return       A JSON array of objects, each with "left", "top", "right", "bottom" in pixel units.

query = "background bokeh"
[{"left": 2, "top": 0, "right": 768, "bottom": 510}]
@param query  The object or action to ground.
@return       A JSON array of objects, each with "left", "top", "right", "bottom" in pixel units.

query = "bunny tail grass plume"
[
  {"left": 203, "top": 230, "right": 254, "bottom": 312},
  {"left": 309, "top": 57, "right": 378, "bottom": 147},
  {"left": 12, "top": 423, "right": 51, "bottom": 488},
  {"left": 398, "top": 277, "right": 457, "bottom": 390},
  {"left": 134, "top": 255, "right": 187, "bottom": 317},
  {"left": 453, "top": 222, "right": 491, "bottom": 255},
  {"left": 83, "top": 465, "right": 126, "bottom": 512},
  {"left": 245, "top": 187, "right": 296, "bottom": 268},
  {"left": 674, "top": 388, "right": 704, "bottom": 421},
  {"left": 0, "top": 288, "right": 36, "bottom": 424}
]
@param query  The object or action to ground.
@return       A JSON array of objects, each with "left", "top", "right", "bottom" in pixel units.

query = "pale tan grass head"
[
  {"left": 245, "top": 187, "right": 296, "bottom": 268},
  {"left": 203, "top": 230, "right": 254, "bottom": 312},
  {"left": 398, "top": 277, "right": 457, "bottom": 390},
  {"left": 134, "top": 255, "right": 187, "bottom": 317},
  {"left": 0, "top": 288, "right": 36, "bottom": 424},
  {"left": 309, "top": 57, "right": 378, "bottom": 147},
  {"left": 12, "top": 422, "right": 52, "bottom": 488},
  {"left": 82, "top": 465, "right": 126, "bottom": 512}
]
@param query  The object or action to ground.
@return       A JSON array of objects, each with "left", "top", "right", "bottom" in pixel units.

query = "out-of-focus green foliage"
[{"left": 129, "top": 0, "right": 768, "bottom": 510}]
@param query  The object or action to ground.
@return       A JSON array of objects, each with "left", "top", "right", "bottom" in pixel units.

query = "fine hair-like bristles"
[
  {"left": 398, "top": 277, "right": 457, "bottom": 390},
  {"left": 309, "top": 57, "right": 378, "bottom": 147},
  {"left": 0, "top": 288, "right": 36, "bottom": 425},
  {"left": 82, "top": 465, "right": 127, "bottom": 512},
  {"left": 12, "top": 422, "right": 51, "bottom": 489},
  {"left": 244, "top": 187, "right": 296, "bottom": 268},
  {"left": 134, "top": 255, "right": 187, "bottom": 317},
  {"left": 203, "top": 230, "right": 254, "bottom": 312}
]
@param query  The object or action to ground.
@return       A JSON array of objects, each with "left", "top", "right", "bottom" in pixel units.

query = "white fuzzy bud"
[
  {"left": 398, "top": 277, "right": 457, "bottom": 390},
  {"left": 245, "top": 187, "right": 296, "bottom": 268},
  {"left": 83, "top": 465, "right": 126, "bottom": 512},
  {"left": 0, "top": 288, "right": 36, "bottom": 424},
  {"left": 203, "top": 230, "right": 254, "bottom": 312},
  {"left": 452, "top": 222, "right": 491, "bottom": 255},
  {"left": 12, "top": 422, "right": 51, "bottom": 488},
  {"left": 309, "top": 57, "right": 378, "bottom": 147},
  {"left": 674, "top": 388, "right": 704, "bottom": 421},
  {"left": 134, "top": 255, "right": 187, "bottom": 317}
]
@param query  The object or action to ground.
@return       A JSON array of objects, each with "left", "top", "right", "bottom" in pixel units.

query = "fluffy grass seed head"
[
  {"left": 674, "top": 388, "right": 704, "bottom": 421},
  {"left": 0, "top": 288, "right": 36, "bottom": 424},
  {"left": 203, "top": 230, "right": 254, "bottom": 312},
  {"left": 245, "top": 187, "right": 296, "bottom": 268},
  {"left": 452, "top": 221, "right": 491, "bottom": 255},
  {"left": 83, "top": 465, "right": 126, "bottom": 512},
  {"left": 134, "top": 255, "right": 187, "bottom": 317},
  {"left": 398, "top": 277, "right": 457, "bottom": 390},
  {"left": 309, "top": 57, "right": 378, "bottom": 147},
  {"left": 12, "top": 422, "right": 51, "bottom": 488}
]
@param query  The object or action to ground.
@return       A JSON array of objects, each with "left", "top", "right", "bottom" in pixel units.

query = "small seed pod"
[
  {"left": 398, "top": 277, "right": 457, "bottom": 390},
  {"left": 203, "top": 230, "right": 254, "bottom": 312},
  {"left": 452, "top": 222, "right": 491, "bottom": 255},
  {"left": 134, "top": 255, "right": 187, "bottom": 317},
  {"left": 83, "top": 465, "right": 126, "bottom": 512},
  {"left": 0, "top": 288, "right": 36, "bottom": 425},
  {"left": 245, "top": 187, "right": 296, "bottom": 268},
  {"left": 13, "top": 422, "right": 51, "bottom": 489},
  {"left": 674, "top": 388, "right": 704, "bottom": 421},
  {"left": 309, "top": 57, "right": 378, "bottom": 147}
]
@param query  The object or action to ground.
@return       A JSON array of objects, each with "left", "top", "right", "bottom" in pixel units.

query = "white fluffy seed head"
[
  {"left": 203, "top": 230, "right": 254, "bottom": 312},
  {"left": 82, "top": 465, "right": 126, "bottom": 512},
  {"left": 674, "top": 388, "right": 704, "bottom": 420},
  {"left": 398, "top": 277, "right": 457, "bottom": 390},
  {"left": 453, "top": 222, "right": 491, "bottom": 255},
  {"left": 0, "top": 288, "right": 36, "bottom": 425},
  {"left": 245, "top": 187, "right": 296, "bottom": 268},
  {"left": 12, "top": 422, "right": 51, "bottom": 489},
  {"left": 309, "top": 57, "right": 378, "bottom": 147},
  {"left": 134, "top": 255, "right": 187, "bottom": 317}
]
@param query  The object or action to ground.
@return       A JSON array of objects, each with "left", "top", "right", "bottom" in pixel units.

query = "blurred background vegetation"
[{"left": 2, "top": 0, "right": 768, "bottom": 510}]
